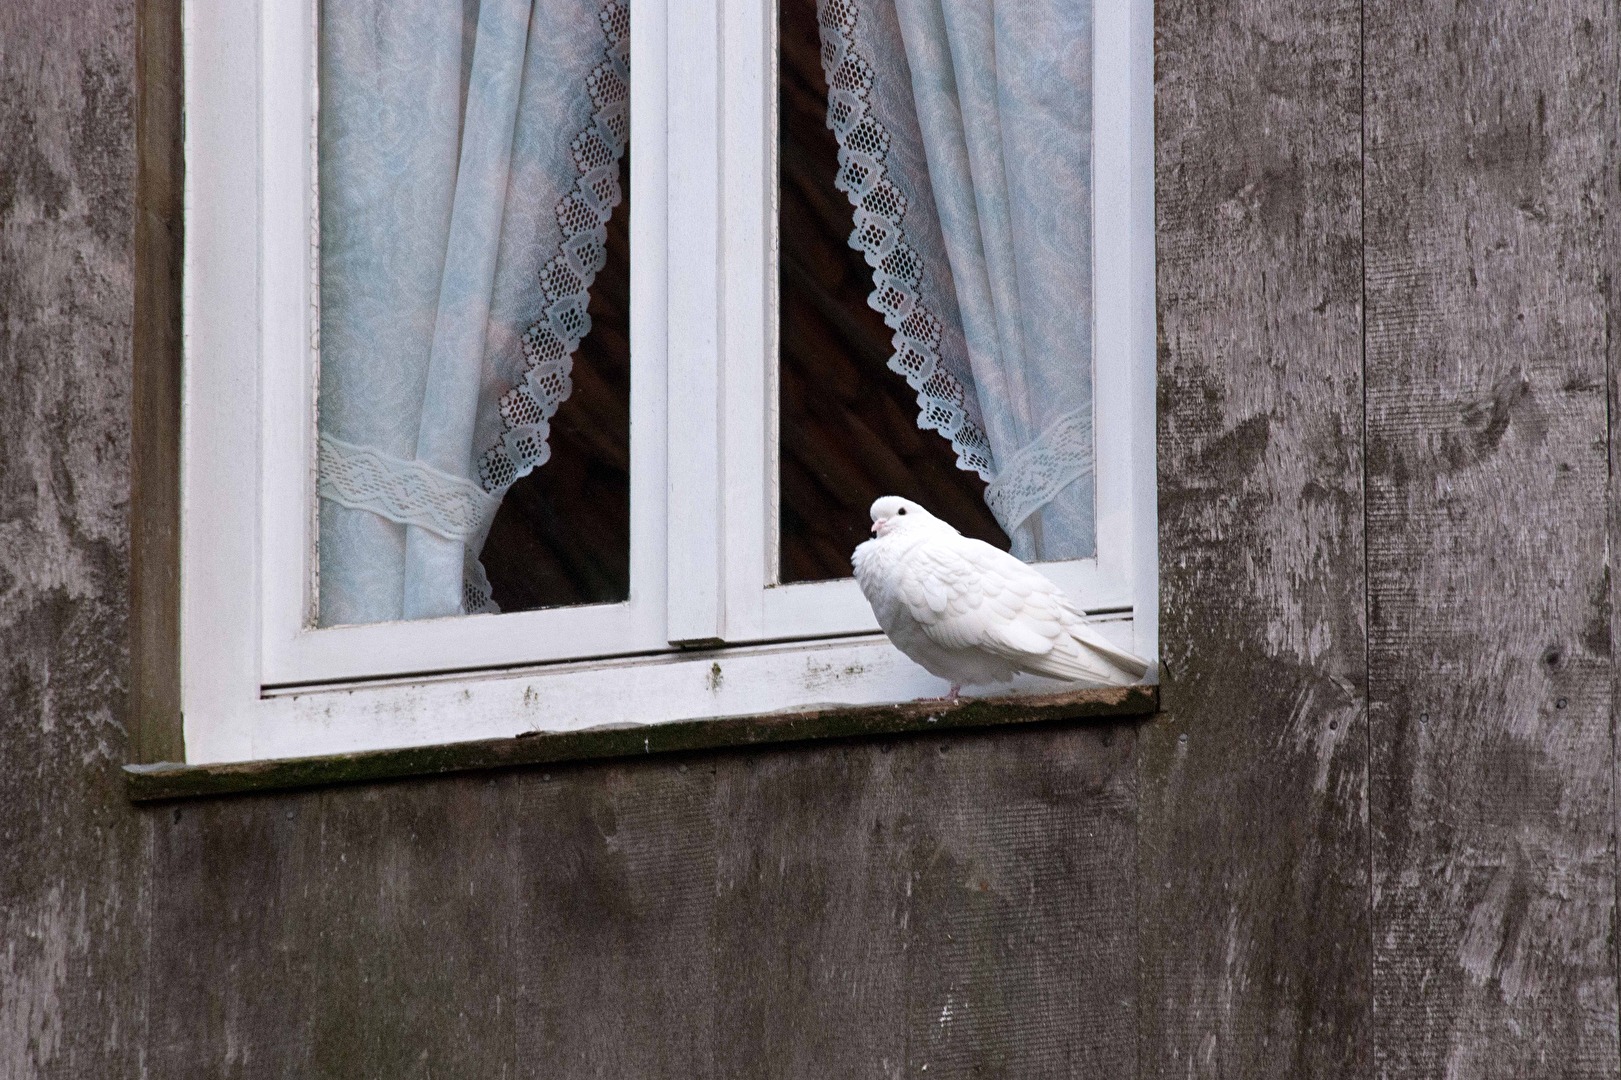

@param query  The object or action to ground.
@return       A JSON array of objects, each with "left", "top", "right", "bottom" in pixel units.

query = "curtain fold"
[
  {"left": 317, "top": 0, "right": 1087, "bottom": 628},
  {"left": 400, "top": 0, "right": 530, "bottom": 619},
  {"left": 317, "top": 0, "right": 627, "bottom": 626},
  {"left": 819, "top": 0, "right": 1096, "bottom": 560}
]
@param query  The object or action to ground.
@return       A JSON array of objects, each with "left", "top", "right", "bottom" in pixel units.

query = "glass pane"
[
  {"left": 778, "top": 0, "right": 1094, "bottom": 582},
  {"left": 315, "top": 0, "right": 631, "bottom": 626},
  {"left": 481, "top": 150, "right": 631, "bottom": 611}
]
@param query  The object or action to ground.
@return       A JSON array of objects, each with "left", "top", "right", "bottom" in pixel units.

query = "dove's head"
[{"left": 868, "top": 496, "right": 948, "bottom": 539}]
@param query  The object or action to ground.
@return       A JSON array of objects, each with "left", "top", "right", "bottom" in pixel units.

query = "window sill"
[{"left": 124, "top": 683, "right": 1158, "bottom": 801}]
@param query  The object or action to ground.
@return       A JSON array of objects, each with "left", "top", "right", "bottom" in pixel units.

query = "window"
[{"left": 167, "top": 0, "right": 1156, "bottom": 767}]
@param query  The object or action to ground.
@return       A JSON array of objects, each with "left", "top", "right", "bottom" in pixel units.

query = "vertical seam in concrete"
[
  {"left": 1359, "top": 0, "right": 1375, "bottom": 1074},
  {"left": 1606, "top": 41, "right": 1621, "bottom": 1069},
  {"left": 1600, "top": 0, "right": 1621, "bottom": 1057}
]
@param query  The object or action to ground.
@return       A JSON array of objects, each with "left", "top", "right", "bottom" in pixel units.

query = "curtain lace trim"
[
  {"left": 477, "top": 0, "right": 630, "bottom": 493},
  {"left": 319, "top": 434, "right": 500, "bottom": 543},
  {"left": 462, "top": 545, "right": 499, "bottom": 617},
  {"left": 983, "top": 408, "right": 1094, "bottom": 535},
  {"left": 814, "top": 0, "right": 995, "bottom": 480},
  {"left": 317, "top": 1, "right": 627, "bottom": 616},
  {"left": 318, "top": 434, "right": 502, "bottom": 614}
]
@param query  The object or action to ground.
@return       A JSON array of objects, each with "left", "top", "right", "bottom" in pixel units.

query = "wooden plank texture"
[
  {"left": 128, "top": 724, "right": 1139, "bottom": 1077},
  {"left": 302, "top": 780, "right": 522, "bottom": 1076},
  {"left": 711, "top": 723, "right": 1138, "bottom": 1079},
  {"left": 144, "top": 794, "right": 320, "bottom": 1078},
  {"left": 893, "top": 725, "right": 1137, "bottom": 1078},
  {"left": 129, "top": 0, "right": 184, "bottom": 763},
  {"left": 0, "top": 0, "right": 150, "bottom": 1076},
  {"left": 0, "top": 0, "right": 1145, "bottom": 1072},
  {"left": 510, "top": 757, "right": 718, "bottom": 1076},
  {"left": 1364, "top": 1, "right": 1621, "bottom": 1075},
  {"left": 16, "top": 0, "right": 1621, "bottom": 1072},
  {"left": 1141, "top": 0, "right": 1370, "bottom": 1075}
]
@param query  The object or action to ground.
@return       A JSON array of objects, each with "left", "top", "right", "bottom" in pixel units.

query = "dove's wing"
[{"left": 895, "top": 534, "right": 1147, "bottom": 684}]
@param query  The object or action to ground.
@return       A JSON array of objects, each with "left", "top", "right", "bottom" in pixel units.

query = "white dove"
[{"left": 852, "top": 496, "right": 1149, "bottom": 700}]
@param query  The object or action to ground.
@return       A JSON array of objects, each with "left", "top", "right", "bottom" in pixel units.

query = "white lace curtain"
[
  {"left": 817, "top": 0, "right": 1097, "bottom": 560},
  {"left": 317, "top": 0, "right": 628, "bottom": 626},
  {"left": 317, "top": 0, "right": 1092, "bottom": 626}
]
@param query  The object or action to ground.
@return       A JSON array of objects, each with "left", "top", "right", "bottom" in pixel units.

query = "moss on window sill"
[{"left": 125, "top": 683, "right": 1157, "bottom": 801}]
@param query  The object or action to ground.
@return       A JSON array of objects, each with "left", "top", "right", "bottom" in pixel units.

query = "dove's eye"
[{"left": 897, "top": 507, "right": 907, "bottom": 515}]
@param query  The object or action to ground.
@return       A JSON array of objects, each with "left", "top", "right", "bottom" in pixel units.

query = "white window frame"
[{"left": 179, "top": 0, "right": 1157, "bottom": 765}]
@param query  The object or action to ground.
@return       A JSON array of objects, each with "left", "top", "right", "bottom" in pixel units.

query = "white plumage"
[{"left": 852, "top": 496, "right": 1148, "bottom": 697}]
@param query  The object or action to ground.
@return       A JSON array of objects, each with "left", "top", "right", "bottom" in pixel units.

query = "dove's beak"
[{"left": 870, "top": 521, "right": 881, "bottom": 536}]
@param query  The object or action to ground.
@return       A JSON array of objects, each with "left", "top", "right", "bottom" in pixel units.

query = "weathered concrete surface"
[
  {"left": 0, "top": 2, "right": 148, "bottom": 1076},
  {"left": 0, "top": 9, "right": 1141, "bottom": 1078},
  {"left": 4, "top": 0, "right": 1620, "bottom": 1075},
  {"left": 1139, "top": 0, "right": 1372, "bottom": 1074},
  {"left": 1364, "top": 0, "right": 1621, "bottom": 1075}
]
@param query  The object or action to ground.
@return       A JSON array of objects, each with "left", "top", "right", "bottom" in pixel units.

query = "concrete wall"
[{"left": 3, "top": 0, "right": 1617, "bottom": 1075}]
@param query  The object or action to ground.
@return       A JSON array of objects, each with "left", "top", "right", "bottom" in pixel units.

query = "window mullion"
[
  {"left": 716, "top": 0, "right": 772, "bottom": 643},
  {"left": 664, "top": 0, "right": 727, "bottom": 646}
]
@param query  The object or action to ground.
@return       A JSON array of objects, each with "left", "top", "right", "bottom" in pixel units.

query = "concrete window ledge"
[{"left": 125, "top": 684, "right": 1158, "bottom": 801}]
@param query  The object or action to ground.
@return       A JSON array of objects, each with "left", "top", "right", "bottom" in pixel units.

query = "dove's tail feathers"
[
  {"left": 1068, "top": 623, "right": 1151, "bottom": 680},
  {"left": 1019, "top": 623, "right": 1150, "bottom": 686},
  {"left": 1017, "top": 645, "right": 1136, "bottom": 686}
]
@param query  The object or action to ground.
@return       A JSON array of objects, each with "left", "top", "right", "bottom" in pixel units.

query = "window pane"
[
  {"left": 315, "top": 0, "right": 631, "bottom": 625},
  {"left": 480, "top": 150, "right": 631, "bottom": 611},
  {"left": 778, "top": 0, "right": 1095, "bottom": 581}
]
